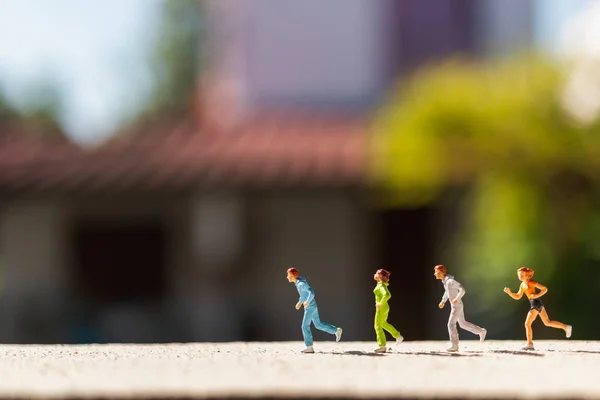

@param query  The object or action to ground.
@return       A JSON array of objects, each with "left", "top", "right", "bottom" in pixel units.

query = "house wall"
[
  {"left": 475, "top": 0, "right": 534, "bottom": 56},
  {"left": 0, "top": 199, "right": 68, "bottom": 343},
  {"left": 0, "top": 189, "right": 373, "bottom": 344},
  {"left": 170, "top": 189, "right": 374, "bottom": 343},
  {"left": 243, "top": 0, "right": 388, "bottom": 108},
  {"left": 65, "top": 194, "right": 190, "bottom": 343},
  {"left": 202, "top": 0, "right": 390, "bottom": 112},
  {"left": 0, "top": 194, "right": 192, "bottom": 344},
  {"left": 244, "top": 190, "right": 373, "bottom": 342},
  {"left": 167, "top": 191, "right": 247, "bottom": 342}
]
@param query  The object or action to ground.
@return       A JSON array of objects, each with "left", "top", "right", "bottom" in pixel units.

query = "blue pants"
[{"left": 302, "top": 305, "right": 337, "bottom": 347}]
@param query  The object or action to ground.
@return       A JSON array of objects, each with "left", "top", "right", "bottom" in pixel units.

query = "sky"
[
  {"left": 533, "top": 0, "right": 591, "bottom": 53},
  {"left": 0, "top": 0, "right": 159, "bottom": 144},
  {"left": 0, "top": 0, "right": 594, "bottom": 145}
]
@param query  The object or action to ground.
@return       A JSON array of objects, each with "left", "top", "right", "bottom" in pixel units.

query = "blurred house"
[{"left": 0, "top": 0, "right": 535, "bottom": 344}]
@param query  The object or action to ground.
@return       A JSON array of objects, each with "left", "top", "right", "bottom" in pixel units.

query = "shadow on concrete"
[
  {"left": 489, "top": 350, "right": 545, "bottom": 357},
  {"left": 547, "top": 350, "right": 600, "bottom": 355},
  {"left": 391, "top": 351, "right": 483, "bottom": 357},
  {"left": 321, "top": 350, "right": 384, "bottom": 356}
]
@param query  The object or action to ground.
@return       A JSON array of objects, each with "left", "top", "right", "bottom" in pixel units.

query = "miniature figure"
[
  {"left": 503, "top": 267, "right": 572, "bottom": 350},
  {"left": 373, "top": 269, "right": 404, "bottom": 353},
  {"left": 434, "top": 264, "right": 487, "bottom": 352},
  {"left": 286, "top": 268, "right": 342, "bottom": 353}
]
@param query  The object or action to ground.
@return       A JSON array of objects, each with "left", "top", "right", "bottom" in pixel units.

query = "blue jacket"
[{"left": 295, "top": 277, "right": 316, "bottom": 307}]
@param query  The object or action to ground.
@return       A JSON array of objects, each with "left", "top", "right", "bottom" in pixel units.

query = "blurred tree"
[
  {"left": 128, "top": 0, "right": 203, "bottom": 126},
  {"left": 0, "top": 79, "right": 68, "bottom": 142},
  {"left": 373, "top": 54, "right": 600, "bottom": 338},
  {"left": 0, "top": 84, "right": 20, "bottom": 123},
  {"left": 18, "top": 79, "right": 66, "bottom": 140}
]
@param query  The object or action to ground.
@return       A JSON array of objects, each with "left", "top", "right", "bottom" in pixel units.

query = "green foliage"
[
  {"left": 19, "top": 79, "right": 66, "bottom": 139},
  {"left": 374, "top": 53, "right": 600, "bottom": 338},
  {"left": 134, "top": 0, "right": 203, "bottom": 122},
  {"left": 0, "top": 84, "right": 20, "bottom": 122},
  {"left": 0, "top": 79, "right": 67, "bottom": 140},
  {"left": 373, "top": 55, "right": 596, "bottom": 206}
]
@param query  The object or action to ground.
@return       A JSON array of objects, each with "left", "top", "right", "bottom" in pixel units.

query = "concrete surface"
[{"left": 0, "top": 340, "right": 599, "bottom": 399}]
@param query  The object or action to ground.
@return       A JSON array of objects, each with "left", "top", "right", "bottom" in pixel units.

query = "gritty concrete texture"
[{"left": 0, "top": 340, "right": 599, "bottom": 400}]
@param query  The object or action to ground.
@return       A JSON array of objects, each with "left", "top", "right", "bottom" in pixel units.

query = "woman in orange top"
[{"left": 504, "top": 267, "right": 572, "bottom": 350}]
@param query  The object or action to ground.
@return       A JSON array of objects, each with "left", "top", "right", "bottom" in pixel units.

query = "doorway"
[
  {"left": 377, "top": 207, "right": 434, "bottom": 340},
  {"left": 70, "top": 220, "right": 168, "bottom": 305}
]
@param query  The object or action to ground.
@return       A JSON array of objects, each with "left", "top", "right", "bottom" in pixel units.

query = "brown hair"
[
  {"left": 287, "top": 268, "right": 299, "bottom": 278},
  {"left": 517, "top": 267, "right": 534, "bottom": 279},
  {"left": 376, "top": 269, "right": 391, "bottom": 282},
  {"left": 434, "top": 264, "right": 447, "bottom": 274}
]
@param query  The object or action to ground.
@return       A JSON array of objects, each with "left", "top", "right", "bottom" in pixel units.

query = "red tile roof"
[{"left": 0, "top": 113, "right": 369, "bottom": 193}]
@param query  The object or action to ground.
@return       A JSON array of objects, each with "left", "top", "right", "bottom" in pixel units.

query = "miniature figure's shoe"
[
  {"left": 521, "top": 343, "right": 535, "bottom": 351},
  {"left": 335, "top": 328, "right": 343, "bottom": 342},
  {"left": 446, "top": 344, "right": 459, "bottom": 352},
  {"left": 374, "top": 346, "right": 387, "bottom": 353},
  {"left": 566, "top": 325, "right": 572, "bottom": 338},
  {"left": 301, "top": 346, "right": 314, "bottom": 353},
  {"left": 396, "top": 335, "right": 404, "bottom": 346},
  {"left": 479, "top": 328, "right": 487, "bottom": 342}
]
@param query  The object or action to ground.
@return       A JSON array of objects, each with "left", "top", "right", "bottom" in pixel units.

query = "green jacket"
[{"left": 374, "top": 281, "right": 391, "bottom": 305}]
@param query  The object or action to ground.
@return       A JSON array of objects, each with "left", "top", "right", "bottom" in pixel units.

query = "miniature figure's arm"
[
  {"left": 381, "top": 285, "right": 391, "bottom": 304},
  {"left": 503, "top": 285, "right": 523, "bottom": 300},
  {"left": 298, "top": 283, "right": 315, "bottom": 305},
  {"left": 295, "top": 288, "right": 303, "bottom": 309},
  {"left": 304, "top": 287, "right": 315, "bottom": 304},
  {"left": 453, "top": 282, "right": 465, "bottom": 303},
  {"left": 440, "top": 289, "right": 449, "bottom": 305},
  {"left": 297, "top": 282, "right": 308, "bottom": 303},
  {"left": 531, "top": 282, "right": 548, "bottom": 299}
]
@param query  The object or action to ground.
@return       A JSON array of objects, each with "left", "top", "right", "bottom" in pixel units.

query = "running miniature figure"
[
  {"left": 286, "top": 268, "right": 343, "bottom": 353},
  {"left": 434, "top": 264, "right": 487, "bottom": 352},
  {"left": 373, "top": 269, "right": 404, "bottom": 353},
  {"left": 503, "top": 267, "right": 572, "bottom": 351}
]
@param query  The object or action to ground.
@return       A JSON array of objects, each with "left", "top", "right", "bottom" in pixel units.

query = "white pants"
[{"left": 448, "top": 302, "right": 483, "bottom": 345}]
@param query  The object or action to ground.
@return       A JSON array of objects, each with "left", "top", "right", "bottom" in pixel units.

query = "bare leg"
[
  {"left": 525, "top": 310, "right": 538, "bottom": 345},
  {"left": 539, "top": 308, "right": 568, "bottom": 332}
]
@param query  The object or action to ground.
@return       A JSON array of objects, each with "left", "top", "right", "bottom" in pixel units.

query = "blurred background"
[{"left": 0, "top": 0, "right": 598, "bottom": 345}]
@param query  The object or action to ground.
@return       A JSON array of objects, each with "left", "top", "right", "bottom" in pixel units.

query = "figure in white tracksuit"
[{"left": 433, "top": 264, "right": 486, "bottom": 352}]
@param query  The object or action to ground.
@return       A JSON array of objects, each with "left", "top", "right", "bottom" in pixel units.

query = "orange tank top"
[{"left": 520, "top": 280, "right": 537, "bottom": 299}]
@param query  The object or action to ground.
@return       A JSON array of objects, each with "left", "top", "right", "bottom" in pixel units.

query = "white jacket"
[{"left": 440, "top": 274, "right": 466, "bottom": 306}]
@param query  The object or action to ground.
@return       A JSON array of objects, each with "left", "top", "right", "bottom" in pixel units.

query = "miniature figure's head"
[
  {"left": 287, "top": 267, "right": 300, "bottom": 282},
  {"left": 517, "top": 267, "right": 534, "bottom": 281},
  {"left": 433, "top": 265, "right": 447, "bottom": 280},
  {"left": 374, "top": 269, "right": 391, "bottom": 282}
]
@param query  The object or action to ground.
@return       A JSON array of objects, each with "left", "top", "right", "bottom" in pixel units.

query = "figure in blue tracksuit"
[{"left": 287, "top": 268, "right": 343, "bottom": 353}]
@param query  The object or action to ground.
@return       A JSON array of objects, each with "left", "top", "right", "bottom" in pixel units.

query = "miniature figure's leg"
[
  {"left": 379, "top": 304, "right": 401, "bottom": 339},
  {"left": 382, "top": 321, "right": 401, "bottom": 340},
  {"left": 374, "top": 306, "right": 389, "bottom": 347},
  {"left": 447, "top": 306, "right": 460, "bottom": 345},
  {"left": 455, "top": 306, "right": 485, "bottom": 336},
  {"left": 538, "top": 308, "right": 568, "bottom": 332},
  {"left": 525, "top": 309, "right": 538, "bottom": 345},
  {"left": 311, "top": 307, "right": 337, "bottom": 335},
  {"left": 302, "top": 306, "right": 317, "bottom": 347}
]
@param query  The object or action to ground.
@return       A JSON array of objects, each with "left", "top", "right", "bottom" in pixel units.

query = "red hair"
[
  {"left": 376, "top": 269, "right": 391, "bottom": 282},
  {"left": 434, "top": 265, "right": 447, "bottom": 274},
  {"left": 518, "top": 267, "right": 534, "bottom": 279},
  {"left": 287, "top": 268, "right": 299, "bottom": 278}
]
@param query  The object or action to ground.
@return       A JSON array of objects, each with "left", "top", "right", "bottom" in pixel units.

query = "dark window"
[{"left": 71, "top": 221, "right": 167, "bottom": 305}]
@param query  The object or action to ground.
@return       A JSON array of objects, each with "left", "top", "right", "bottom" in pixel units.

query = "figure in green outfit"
[{"left": 373, "top": 269, "right": 403, "bottom": 353}]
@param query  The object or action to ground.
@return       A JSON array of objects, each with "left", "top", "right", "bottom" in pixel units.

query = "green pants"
[{"left": 374, "top": 303, "right": 400, "bottom": 347}]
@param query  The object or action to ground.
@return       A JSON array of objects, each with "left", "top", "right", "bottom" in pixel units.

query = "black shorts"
[{"left": 529, "top": 298, "right": 544, "bottom": 312}]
